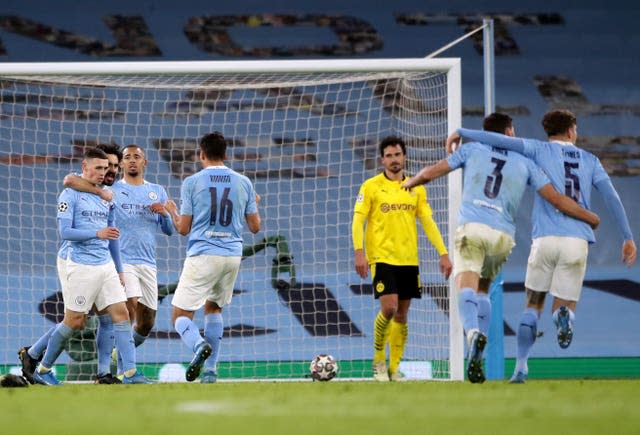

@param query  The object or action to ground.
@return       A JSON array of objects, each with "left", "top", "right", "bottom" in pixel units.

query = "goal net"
[{"left": 0, "top": 59, "right": 462, "bottom": 381}]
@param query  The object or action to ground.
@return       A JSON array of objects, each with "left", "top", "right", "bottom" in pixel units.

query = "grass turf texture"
[{"left": 1, "top": 380, "right": 638, "bottom": 434}]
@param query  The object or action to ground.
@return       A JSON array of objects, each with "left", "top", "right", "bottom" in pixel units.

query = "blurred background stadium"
[{"left": 0, "top": 0, "right": 638, "bottom": 380}]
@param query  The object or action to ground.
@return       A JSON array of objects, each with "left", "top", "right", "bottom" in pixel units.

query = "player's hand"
[
  {"left": 354, "top": 250, "right": 369, "bottom": 279},
  {"left": 439, "top": 253, "right": 452, "bottom": 279},
  {"left": 445, "top": 132, "right": 461, "bottom": 154},
  {"left": 98, "top": 188, "right": 114, "bottom": 202},
  {"left": 118, "top": 272, "right": 126, "bottom": 288},
  {"left": 165, "top": 200, "right": 178, "bottom": 215},
  {"left": 402, "top": 177, "right": 415, "bottom": 191},
  {"left": 587, "top": 211, "right": 600, "bottom": 230},
  {"left": 150, "top": 202, "right": 168, "bottom": 217},
  {"left": 622, "top": 239, "right": 637, "bottom": 267},
  {"left": 97, "top": 227, "right": 120, "bottom": 240},
  {"left": 255, "top": 193, "right": 261, "bottom": 205}
]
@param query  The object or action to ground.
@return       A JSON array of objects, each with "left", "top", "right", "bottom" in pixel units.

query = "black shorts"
[{"left": 371, "top": 263, "right": 421, "bottom": 300}]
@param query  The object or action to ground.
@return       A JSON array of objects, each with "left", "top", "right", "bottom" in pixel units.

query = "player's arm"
[
  {"left": 245, "top": 190, "right": 261, "bottom": 234},
  {"left": 445, "top": 131, "right": 461, "bottom": 154},
  {"left": 63, "top": 173, "right": 112, "bottom": 201},
  {"left": 58, "top": 218, "right": 99, "bottom": 241},
  {"left": 58, "top": 219, "right": 120, "bottom": 242},
  {"left": 403, "top": 159, "right": 452, "bottom": 189},
  {"left": 420, "top": 216, "right": 452, "bottom": 279},
  {"left": 108, "top": 239, "right": 124, "bottom": 273},
  {"left": 58, "top": 209, "right": 120, "bottom": 242},
  {"left": 159, "top": 211, "right": 174, "bottom": 236},
  {"left": 352, "top": 211, "right": 368, "bottom": 279},
  {"left": 455, "top": 128, "right": 528, "bottom": 155},
  {"left": 108, "top": 239, "right": 125, "bottom": 286},
  {"left": 164, "top": 199, "right": 192, "bottom": 236},
  {"left": 621, "top": 239, "right": 637, "bottom": 267},
  {"left": 537, "top": 184, "right": 600, "bottom": 229},
  {"left": 594, "top": 178, "right": 637, "bottom": 266},
  {"left": 417, "top": 191, "right": 452, "bottom": 279},
  {"left": 57, "top": 192, "right": 119, "bottom": 241},
  {"left": 246, "top": 212, "right": 261, "bottom": 234},
  {"left": 352, "top": 183, "right": 371, "bottom": 279},
  {"left": 107, "top": 207, "right": 124, "bottom": 277},
  {"left": 149, "top": 202, "right": 174, "bottom": 236}
]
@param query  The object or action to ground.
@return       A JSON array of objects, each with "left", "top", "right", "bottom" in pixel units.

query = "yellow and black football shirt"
[{"left": 352, "top": 172, "right": 447, "bottom": 266}]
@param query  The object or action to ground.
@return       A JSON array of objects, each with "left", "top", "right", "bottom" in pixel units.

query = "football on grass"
[{"left": 309, "top": 354, "right": 338, "bottom": 381}]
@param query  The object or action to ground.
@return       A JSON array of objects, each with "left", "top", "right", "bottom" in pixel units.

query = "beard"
[
  {"left": 103, "top": 171, "right": 117, "bottom": 186},
  {"left": 386, "top": 164, "right": 403, "bottom": 174}
]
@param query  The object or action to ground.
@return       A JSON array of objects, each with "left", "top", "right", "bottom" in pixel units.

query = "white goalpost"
[{"left": 0, "top": 58, "right": 462, "bottom": 381}]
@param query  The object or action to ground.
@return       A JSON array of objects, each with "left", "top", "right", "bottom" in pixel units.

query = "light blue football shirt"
[
  {"left": 57, "top": 188, "right": 115, "bottom": 265},
  {"left": 56, "top": 171, "right": 93, "bottom": 261},
  {"left": 113, "top": 179, "right": 173, "bottom": 267},
  {"left": 180, "top": 165, "right": 258, "bottom": 257},
  {"left": 458, "top": 129, "right": 611, "bottom": 243},
  {"left": 447, "top": 142, "right": 550, "bottom": 238},
  {"left": 57, "top": 239, "right": 70, "bottom": 261}
]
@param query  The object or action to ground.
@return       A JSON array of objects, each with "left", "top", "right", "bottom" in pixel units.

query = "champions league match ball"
[{"left": 309, "top": 354, "right": 338, "bottom": 381}]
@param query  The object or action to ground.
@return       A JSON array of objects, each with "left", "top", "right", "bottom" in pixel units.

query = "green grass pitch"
[{"left": 2, "top": 379, "right": 639, "bottom": 434}]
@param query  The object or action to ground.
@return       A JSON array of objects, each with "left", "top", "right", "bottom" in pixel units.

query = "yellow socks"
[
  {"left": 388, "top": 320, "right": 408, "bottom": 374},
  {"left": 373, "top": 311, "right": 391, "bottom": 362}
]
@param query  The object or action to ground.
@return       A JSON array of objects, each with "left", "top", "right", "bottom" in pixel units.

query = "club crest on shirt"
[
  {"left": 148, "top": 191, "right": 158, "bottom": 200},
  {"left": 57, "top": 202, "right": 68, "bottom": 212}
]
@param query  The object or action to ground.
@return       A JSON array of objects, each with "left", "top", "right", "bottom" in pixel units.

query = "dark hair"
[
  {"left": 379, "top": 135, "right": 406, "bottom": 157},
  {"left": 96, "top": 143, "right": 123, "bottom": 162},
  {"left": 84, "top": 147, "right": 109, "bottom": 160},
  {"left": 200, "top": 132, "right": 227, "bottom": 160},
  {"left": 483, "top": 113, "right": 513, "bottom": 133},
  {"left": 541, "top": 110, "right": 576, "bottom": 137}
]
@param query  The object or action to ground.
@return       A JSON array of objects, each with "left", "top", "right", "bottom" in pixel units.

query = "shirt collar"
[{"left": 382, "top": 171, "right": 406, "bottom": 182}]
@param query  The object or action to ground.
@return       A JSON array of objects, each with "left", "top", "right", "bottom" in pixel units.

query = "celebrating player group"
[
  {"left": 19, "top": 132, "right": 260, "bottom": 385},
  {"left": 18, "top": 109, "right": 636, "bottom": 386},
  {"left": 354, "top": 109, "right": 635, "bottom": 383}
]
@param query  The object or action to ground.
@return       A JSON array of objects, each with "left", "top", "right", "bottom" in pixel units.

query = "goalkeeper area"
[{"left": 0, "top": 59, "right": 463, "bottom": 382}]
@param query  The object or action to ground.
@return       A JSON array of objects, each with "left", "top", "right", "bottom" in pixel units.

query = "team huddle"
[
  {"left": 16, "top": 109, "right": 636, "bottom": 385},
  {"left": 18, "top": 132, "right": 260, "bottom": 385}
]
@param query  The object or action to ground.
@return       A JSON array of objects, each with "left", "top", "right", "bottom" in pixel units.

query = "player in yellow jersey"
[{"left": 352, "top": 136, "right": 452, "bottom": 382}]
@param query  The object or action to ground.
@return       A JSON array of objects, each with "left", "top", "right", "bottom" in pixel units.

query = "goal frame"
[{"left": 0, "top": 58, "right": 463, "bottom": 381}]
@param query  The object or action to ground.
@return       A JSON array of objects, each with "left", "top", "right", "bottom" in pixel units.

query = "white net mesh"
[{"left": 0, "top": 61, "right": 458, "bottom": 381}]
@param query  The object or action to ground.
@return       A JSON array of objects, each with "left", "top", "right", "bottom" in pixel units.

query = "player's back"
[
  {"left": 182, "top": 166, "right": 257, "bottom": 257},
  {"left": 447, "top": 142, "right": 548, "bottom": 238},
  {"left": 521, "top": 139, "right": 603, "bottom": 242}
]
